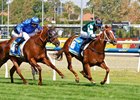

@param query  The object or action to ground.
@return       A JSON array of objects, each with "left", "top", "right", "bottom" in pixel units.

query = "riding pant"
[{"left": 11, "top": 30, "right": 36, "bottom": 41}]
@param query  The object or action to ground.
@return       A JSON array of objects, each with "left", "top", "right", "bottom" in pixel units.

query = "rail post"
[
  {"left": 137, "top": 53, "right": 140, "bottom": 72},
  {"left": 47, "top": 51, "right": 56, "bottom": 81},
  {"left": 5, "top": 63, "right": 8, "bottom": 78}
]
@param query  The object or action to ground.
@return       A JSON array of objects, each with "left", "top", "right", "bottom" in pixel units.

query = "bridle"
[
  {"left": 39, "top": 27, "right": 58, "bottom": 44},
  {"left": 48, "top": 29, "right": 58, "bottom": 44},
  {"left": 98, "top": 28, "right": 116, "bottom": 44},
  {"left": 89, "top": 27, "right": 116, "bottom": 54}
]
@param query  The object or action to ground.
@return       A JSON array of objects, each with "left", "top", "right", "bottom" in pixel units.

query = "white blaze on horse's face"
[
  {"left": 110, "top": 30, "right": 116, "bottom": 39},
  {"left": 104, "top": 28, "right": 117, "bottom": 45}
]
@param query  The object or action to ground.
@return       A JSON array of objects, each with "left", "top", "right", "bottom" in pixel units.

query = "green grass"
[{"left": 0, "top": 67, "right": 140, "bottom": 100}]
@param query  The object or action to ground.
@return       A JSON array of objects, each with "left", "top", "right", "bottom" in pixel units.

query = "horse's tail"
[{"left": 55, "top": 48, "right": 64, "bottom": 61}]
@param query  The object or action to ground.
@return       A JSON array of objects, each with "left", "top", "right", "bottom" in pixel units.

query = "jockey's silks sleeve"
[{"left": 15, "top": 18, "right": 42, "bottom": 34}]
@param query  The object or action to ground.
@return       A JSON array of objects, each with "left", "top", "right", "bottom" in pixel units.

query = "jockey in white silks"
[
  {"left": 80, "top": 17, "right": 103, "bottom": 51},
  {"left": 11, "top": 16, "right": 42, "bottom": 56}
]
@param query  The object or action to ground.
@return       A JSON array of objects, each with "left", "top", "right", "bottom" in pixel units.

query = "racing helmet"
[
  {"left": 95, "top": 17, "right": 102, "bottom": 27},
  {"left": 31, "top": 16, "right": 41, "bottom": 24}
]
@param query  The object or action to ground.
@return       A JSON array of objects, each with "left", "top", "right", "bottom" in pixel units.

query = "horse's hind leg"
[
  {"left": 42, "top": 57, "right": 64, "bottom": 78},
  {"left": 10, "top": 61, "right": 22, "bottom": 83},
  {"left": 10, "top": 66, "right": 16, "bottom": 83},
  {"left": 10, "top": 58, "right": 27, "bottom": 84},
  {"left": 99, "top": 61, "right": 110, "bottom": 85},
  {"left": 66, "top": 54, "right": 79, "bottom": 83}
]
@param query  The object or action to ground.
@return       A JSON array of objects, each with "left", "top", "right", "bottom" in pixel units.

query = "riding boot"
[
  {"left": 14, "top": 37, "right": 25, "bottom": 56},
  {"left": 15, "top": 37, "right": 25, "bottom": 45},
  {"left": 11, "top": 42, "right": 17, "bottom": 54}
]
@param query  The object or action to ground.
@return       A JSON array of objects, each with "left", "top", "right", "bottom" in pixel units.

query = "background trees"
[
  {"left": 0, "top": 0, "right": 140, "bottom": 38},
  {"left": 0, "top": 0, "right": 140, "bottom": 24},
  {"left": 87, "top": 0, "right": 140, "bottom": 24}
]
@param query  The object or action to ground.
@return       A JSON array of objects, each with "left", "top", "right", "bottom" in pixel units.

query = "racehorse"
[
  {"left": 55, "top": 25, "right": 117, "bottom": 85},
  {"left": 0, "top": 25, "right": 64, "bottom": 85}
]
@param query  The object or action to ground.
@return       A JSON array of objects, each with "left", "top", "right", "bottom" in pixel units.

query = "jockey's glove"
[{"left": 90, "top": 34, "right": 96, "bottom": 38}]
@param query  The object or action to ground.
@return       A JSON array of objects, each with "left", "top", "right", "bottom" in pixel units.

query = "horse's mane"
[{"left": 30, "top": 25, "right": 49, "bottom": 39}]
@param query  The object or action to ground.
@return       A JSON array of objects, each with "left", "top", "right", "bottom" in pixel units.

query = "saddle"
[
  {"left": 9, "top": 39, "right": 27, "bottom": 57},
  {"left": 69, "top": 37, "right": 88, "bottom": 56}
]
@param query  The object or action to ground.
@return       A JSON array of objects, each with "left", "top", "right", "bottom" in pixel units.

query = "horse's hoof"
[
  {"left": 91, "top": 81, "right": 96, "bottom": 84},
  {"left": 23, "top": 82, "right": 28, "bottom": 85},
  {"left": 61, "top": 75, "right": 65, "bottom": 79},
  {"left": 38, "top": 82, "right": 42, "bottom": 86},
  {"left": 100, "top": 81, "right": 105, "bottom": 85},
  {"left": 25, "top": 83, "right": 28, "bottom": 85},
  {"left": 75, "top": 78, "right": 80, "bottom": 83}
]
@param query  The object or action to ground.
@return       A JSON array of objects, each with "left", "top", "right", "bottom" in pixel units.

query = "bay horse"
[
  {"left": 0, "top": 25, "right": 64, "bottom": 85},
  {"left": 55, "top": 25, "right": 117, "bottom": 85}
]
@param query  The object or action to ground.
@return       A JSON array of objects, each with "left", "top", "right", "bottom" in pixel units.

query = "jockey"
[
  {"left": 11, "top": 16, "right": 42, "bottom": 56},
  {"left": 80, "top": 16, "right": 103, "bottom": 51}
]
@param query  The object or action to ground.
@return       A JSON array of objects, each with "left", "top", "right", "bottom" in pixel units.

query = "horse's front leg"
[
  {"left": 10, "top": 58, "right": 27, "bottom": 84},
  {"left": 83, "top": 63, "right": 96, "bottom": 84},
  {"left": 42, "top": 57, "right": 64, "bottom": 78},
  {"left": 29, "top": 58, "right": 42, "bottom": 85},
  {"left": 66, "top": 54, "right": 79, "bottom": 83},
  {"left": 31, "top": 66, "right": 38, "bottom": 80},
  {"left": 99, "top": 61, "right": 110, "bottom": 85}
]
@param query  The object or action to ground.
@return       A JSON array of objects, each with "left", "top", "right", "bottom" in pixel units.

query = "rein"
[
  {"left": 103, "top": 30, "right": 111, "bottom": 42},
  {"left": 88, "top": 30, "right": 110, "bottom": 54},
  {"left": 98, "top": 30, "right": 111, "bottom": 42},
  {"left": 38, "top": 28, "right": 53, "bottom": 43},
  {"left": 39, "top": 30, "right": 45, "bottom": 43},
  {"left": 34, "top": 29, "right": 48, "bottom": 47},
  {"left": 49, "top": 35, "right": 58, "bottom": 44}
]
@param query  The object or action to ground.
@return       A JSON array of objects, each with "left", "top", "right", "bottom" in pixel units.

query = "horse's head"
[
  {"left": 99, "top": 25, "right": 117, "bottom": 45},
  {"left": 39, "top": 26, "right": 60, "bottom": 47},
  {"left": 47, "top": 27, "right": 60, "bottom": 47}
]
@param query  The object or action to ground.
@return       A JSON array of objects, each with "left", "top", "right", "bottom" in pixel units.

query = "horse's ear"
[
  {"left": 105, "top": 25, "right": 109, "bottom": 28},
  {"left": 104, "top": 25, "right": 112, "bottom": 29}
]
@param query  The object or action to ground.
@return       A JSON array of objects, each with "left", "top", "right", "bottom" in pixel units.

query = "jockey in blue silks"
[
  {"left": 11, "top": 16, "right": 42, "bottom": 56},
  {"left": 80, "top": 16, "right": 103, "bottom": 51}
]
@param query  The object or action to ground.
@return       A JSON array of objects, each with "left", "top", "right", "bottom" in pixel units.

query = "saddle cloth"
[
  {"left": 69, "top": 37, "right": 85, "bottom": 56},
  {"left": 9, "top": 40, "right": 27, "bottom": 57}
]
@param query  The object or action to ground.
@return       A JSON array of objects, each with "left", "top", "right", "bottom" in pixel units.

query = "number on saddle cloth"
[{"left": 69, "top": 37, "right": 84, "bottom": 56}]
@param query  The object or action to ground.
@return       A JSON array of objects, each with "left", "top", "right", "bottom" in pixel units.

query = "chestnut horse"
[
  {"left": 55, "top": 25, "right": 117, "bottom": 85},
  {"left": 0, "top": 26, "right": 64, "bottom": 85}
]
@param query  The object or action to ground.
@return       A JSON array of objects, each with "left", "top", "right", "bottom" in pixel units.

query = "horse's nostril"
[
  {"left": 55, "top": 42, "right": 60, "bottom": 47},
  {"left": 58, "top": 42, "right": 60, "bottom": 46}
]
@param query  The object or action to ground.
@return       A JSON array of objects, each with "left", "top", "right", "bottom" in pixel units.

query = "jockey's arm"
[
  {"left": 16, "top": 24, "right": 24, "bottom": 37},
  {"left": 35, "top": 25, "right": 43, "bottom": 34},
  {"left": 35, "top": 29, "right": 41, "bottom": 34},
  {"left": 90, "top": 34, "right": 96, "bottom": 39},
  {"left": 87, "top": 24, "right": 96, "bottom": 38}
]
